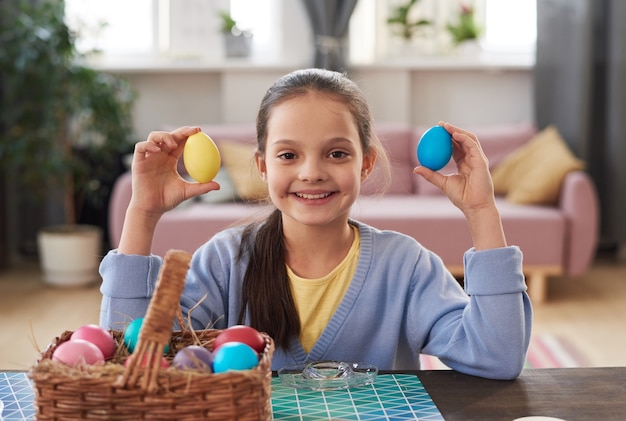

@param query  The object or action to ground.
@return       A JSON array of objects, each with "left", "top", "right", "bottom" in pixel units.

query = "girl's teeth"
[{"left": 297, "top": 192, "right": 330, "bottom": 199}]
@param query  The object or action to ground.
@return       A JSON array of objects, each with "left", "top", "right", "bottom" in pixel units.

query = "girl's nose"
[{"left": 298, "top": 159, "right": 326, "bottom": 182}]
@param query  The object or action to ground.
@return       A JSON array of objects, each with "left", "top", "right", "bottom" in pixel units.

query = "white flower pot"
[
  {"left": 456, "top": 39, "right": 482, "bottom": 56},
  {"left": 37, "top": 224, "right": 102, "bottom": 287},
  {"left": 223, "top": 32, "right": 252, "bottom": 58}
]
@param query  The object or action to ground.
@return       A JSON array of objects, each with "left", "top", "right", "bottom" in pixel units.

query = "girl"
[{"left": 100, "top": 68, "right": 531, "bottom": 380}]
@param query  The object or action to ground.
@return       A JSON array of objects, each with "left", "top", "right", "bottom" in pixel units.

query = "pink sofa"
[{"left": 109, "top": 123, "right": 599, "bottom": 302}]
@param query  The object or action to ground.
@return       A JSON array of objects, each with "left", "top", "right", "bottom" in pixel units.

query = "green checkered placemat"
[{"left": 271, "top": 374, "right": 443, "bottom": 420}]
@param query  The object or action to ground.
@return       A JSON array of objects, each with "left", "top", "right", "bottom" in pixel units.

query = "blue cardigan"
[{"left": 99, "top": 221, "right": 532, "bottom": 379}]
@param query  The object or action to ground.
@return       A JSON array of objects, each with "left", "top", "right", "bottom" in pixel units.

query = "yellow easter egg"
[{"left": 183, "top": 132, "right": 221, "bottom": 183}]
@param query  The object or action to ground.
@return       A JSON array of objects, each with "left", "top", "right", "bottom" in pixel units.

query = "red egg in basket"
[{"left": 213, "top": 325, "right": 265, "bottom": 354}]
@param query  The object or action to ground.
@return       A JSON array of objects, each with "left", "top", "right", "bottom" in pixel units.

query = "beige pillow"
[
  {"left": 218, "top": 140, "right": 268, "bottom": 201},
  {"left": 491, "top": 125, "right": 585, "bottom": 205}
]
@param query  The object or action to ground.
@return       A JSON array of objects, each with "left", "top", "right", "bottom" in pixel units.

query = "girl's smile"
[{"left": 293, "top": 190, "right": 336, "bottom": 204}]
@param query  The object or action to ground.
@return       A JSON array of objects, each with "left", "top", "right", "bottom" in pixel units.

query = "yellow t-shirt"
[{"left": 287, "top": 225, "right": 360, "bottom": 353}]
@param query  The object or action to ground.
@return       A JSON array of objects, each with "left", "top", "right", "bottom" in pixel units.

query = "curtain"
[
  {"left": 301, "top": 0, "right": 358, "bottom": 72},
  {"left": 603, "top": 0, "right": 626, "bottom": 249},
  {"left": 535, "top": 0, "right": 626, "bottom": 250}
]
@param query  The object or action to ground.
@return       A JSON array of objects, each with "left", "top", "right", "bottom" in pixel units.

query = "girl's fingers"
[
  {"left": 437, "top": 122, "right": 486, "bottom": 163},
  {"left": 146, "top": 126, "right": 201, "bottom": 146},
  {"left": 170, "top": 125, "right": 201, "bottom": 139},
  {"left": 135, "top": 140, "right": 161, "bottom": 154},
  {"left": 414, "top": 165, "right": 445, "bottom": 190},
  {"left": 136, "top": 126, "right": 202, "bottom": 157},
  {"left": 168, "top": 126, "right": 202, "bottom": 151},
  {"left": 439, "top": 121, "right": 475, "bottom": 138},
  {"left": 187, "top": 181, "right": 222, "bottom": 197},
  {"left": 147, "top": 131, "right": 177, "bottom": 151},
  {"left": 133, "top": 140, "right": 165, "bottom": 163}
]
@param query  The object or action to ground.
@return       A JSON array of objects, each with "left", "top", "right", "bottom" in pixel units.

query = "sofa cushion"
[
  {"left": 218, "top": 140, "right": 268, "bottom": 201},
  {"left": 491, "top": 125, "right": 585, "bottom": 205}
]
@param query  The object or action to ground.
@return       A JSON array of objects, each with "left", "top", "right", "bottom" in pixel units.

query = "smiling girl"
[{"left": 100, "top": 68, "right": 531, "bottom": 380}]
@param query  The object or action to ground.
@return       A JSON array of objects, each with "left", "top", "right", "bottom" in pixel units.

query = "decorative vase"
[
  {"left": 223, "top": 32, "right": 252, "bottom": 58},
  {"left": 37, "top": 224, "right": 102, "bottom": 287}
]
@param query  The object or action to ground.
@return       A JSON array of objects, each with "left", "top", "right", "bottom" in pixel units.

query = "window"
[
  {"left": 65, "top": 0, "right": 536, "bottom": 63},
  {"left": 483, "top": 0, "right": 536, "bottom": 53},
  {"left": 230, "top": 0, "right": 275, "bottom": 57},
  {"left": 65, "top": 0, "right": 158, "bottom": 55},
  {"left": 65, "top": 0, "right": 281, "bottom": 61},
  {"left": 350, "top": 0, "right": 536, "bottom": 62}
]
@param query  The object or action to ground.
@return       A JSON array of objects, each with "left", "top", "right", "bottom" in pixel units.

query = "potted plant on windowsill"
[
  {"left": 387, "top": 0, "right": 432, "bottom": 42},
  {"left": 218, "top": 10, "right": 252, "bottom": 58},
  {"left": 446, "top": 3, "right": 482, "bottom": 54},
  {"left": 386, "top": 0, "right": 433, "bottom": 56},
  {"left": 0, "top": 0, "right": 136, "bottom": 286}
]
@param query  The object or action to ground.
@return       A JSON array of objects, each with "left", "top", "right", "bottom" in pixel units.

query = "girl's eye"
[
  {"left": 329, "top": 151, "right": 348, "bottom": 159},
  {"left": 278, "top": 152, "right": 296, "bottom": 160}
]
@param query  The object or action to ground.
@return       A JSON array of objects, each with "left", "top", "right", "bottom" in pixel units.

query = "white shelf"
[
  {"left": 87, "top": 52, "right": 534, "bottom": 74},
  {"left": 355, "top": 53, "right": 534, "bottom": 71}
]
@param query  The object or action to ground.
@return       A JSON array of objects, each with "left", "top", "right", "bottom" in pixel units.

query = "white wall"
[
  {"left": 407, "top": 69, "right": 533, "bottom": 126},
  {"left": 112, "top": 61, "right": 533, "bottom": 139}
]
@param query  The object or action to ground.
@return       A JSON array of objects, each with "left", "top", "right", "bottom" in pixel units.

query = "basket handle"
[{"left": 118, "top": 249, "right": 192, "bottom": 392}]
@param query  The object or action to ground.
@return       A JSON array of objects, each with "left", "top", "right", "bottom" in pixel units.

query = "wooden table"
[{"left": 417, "top": 367, "right": 626, "bottom": 420}]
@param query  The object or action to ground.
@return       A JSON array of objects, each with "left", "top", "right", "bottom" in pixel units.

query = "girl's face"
[{"left": 257, "top": 91, "right": 375, "bottom": 230}]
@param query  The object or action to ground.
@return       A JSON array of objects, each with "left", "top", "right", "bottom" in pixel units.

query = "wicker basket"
[{"left": 29, "top": 250, "right": 274, "bottom": 420}]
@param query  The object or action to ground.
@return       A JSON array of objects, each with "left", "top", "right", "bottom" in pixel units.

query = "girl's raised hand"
[
  {"left": 414, "top": 122, "right": 506, "bottom": 250},
  {"left": 413, "top": 122, "right": 496, "bottom": 215},
  {"left": 129, "top": 126, "right": 220, "bottom": 216}
]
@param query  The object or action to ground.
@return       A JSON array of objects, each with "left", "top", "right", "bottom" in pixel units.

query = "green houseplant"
[
  {"left": 446, "top": 4, "right": 482, "bottom": 46},
  {"left": 0, "top": 0, "right": 136, "bottom": 285},
  {"left": 387, "top": 0, "right": 431, "bottom": 41}
]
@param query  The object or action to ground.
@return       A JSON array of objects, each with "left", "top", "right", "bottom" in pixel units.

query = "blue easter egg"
[
  {"left": 123, "top": 318, "right": 143, "bottom": 353},
  {"left": 123, "top": 317, "right": 169, "bottom": 354},
  {"left": 212, "top": 342, "right": 258, "bottom": 373},
  {"left": 417, "top": 126, "right": 453, "bottom": 171}
]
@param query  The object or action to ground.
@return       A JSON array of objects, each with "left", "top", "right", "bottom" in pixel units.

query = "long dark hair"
[{"left": 237, "top": 68, "right": 389, "bottom": 349}]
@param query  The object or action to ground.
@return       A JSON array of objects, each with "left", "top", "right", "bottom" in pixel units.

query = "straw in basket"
[{"left": 30, "top": 249, "right": 274, "bottom": 420}]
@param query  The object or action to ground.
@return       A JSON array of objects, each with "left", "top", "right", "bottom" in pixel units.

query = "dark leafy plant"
[
  {"left": 387, "top": 0, "right": 431, "bottom": 41},
  {"left": 0, "top": 0, "right": 136, "bottom": 228}
]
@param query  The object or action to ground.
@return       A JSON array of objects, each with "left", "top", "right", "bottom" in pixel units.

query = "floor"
[
  {"left": 530, "top": 253, "right": 626, "bottom": 367},
  {"left": 1, "top": 254, "right": 626, "bottom": 371}
]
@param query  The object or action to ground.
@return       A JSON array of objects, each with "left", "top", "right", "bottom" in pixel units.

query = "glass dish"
[{"left": 278, "top": 360, "right": 378, "bottom": 391}]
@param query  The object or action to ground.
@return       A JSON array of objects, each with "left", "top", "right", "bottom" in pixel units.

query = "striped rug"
[{"left": 420, "top": 334, "right": 588, "bottom": 370}]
